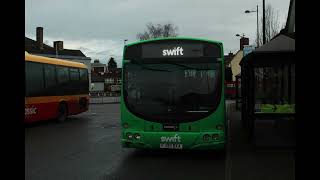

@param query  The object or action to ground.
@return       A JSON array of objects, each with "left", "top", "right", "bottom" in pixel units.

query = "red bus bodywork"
[
  {"left": 225, "top": 81, "right": 237, "bottom": 99},
  {"left": 25, "top": 53, "right": 90, "bottom": 123},
  {"left": 25, "top": 95, "right": 89, "bottom": 123}
]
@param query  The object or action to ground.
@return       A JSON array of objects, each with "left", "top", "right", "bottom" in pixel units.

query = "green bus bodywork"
[{"left": 120, "top": 37, "right": 226, "bottom": 150}]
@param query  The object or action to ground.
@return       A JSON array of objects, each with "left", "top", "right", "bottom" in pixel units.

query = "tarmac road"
[{"left": 25, "top": 101, "right": 295, "bottom": 180}]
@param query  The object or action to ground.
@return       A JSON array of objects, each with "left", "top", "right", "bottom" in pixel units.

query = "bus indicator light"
[
  {"left": 212, "top": 134, "right": 219, "bottom": 140},
  {"left": 123, "top": 123, "right": 129, "bottom": 129},
  {"left": 203, "top": 134, "right": 210, "bottom": 141}
]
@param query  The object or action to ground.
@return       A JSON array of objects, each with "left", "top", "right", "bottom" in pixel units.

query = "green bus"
[{"left": 121, "top": 37, "right": 226, "bottom": 151}]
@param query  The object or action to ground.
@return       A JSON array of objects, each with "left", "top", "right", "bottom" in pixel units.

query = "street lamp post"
[
  {"left": 263, "top": 0, "right": 266, "bottom": 44},
  {"left": 55, "top": 45, "right": 58, "bottom": 58},
  {"left": 245, "top": 5, "right": 259, "bottom": 47},
  {"left": 236, "top": 33, "right": 245, "bottom": 38}
]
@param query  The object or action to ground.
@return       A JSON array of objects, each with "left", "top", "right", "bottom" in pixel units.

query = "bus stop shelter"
[{"left": 239, "top": 34, "right": 295, "bottom": 147}]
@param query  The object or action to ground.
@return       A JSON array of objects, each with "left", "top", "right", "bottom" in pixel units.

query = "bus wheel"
[{"left": 57, "top": 103, "right": 68, "bottom": 122}]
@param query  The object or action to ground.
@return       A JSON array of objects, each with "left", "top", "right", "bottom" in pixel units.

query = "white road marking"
[{"left": 225, "top": 102, "right": 233, "bottom": 180}]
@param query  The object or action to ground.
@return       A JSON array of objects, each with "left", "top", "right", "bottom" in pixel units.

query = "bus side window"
[
  {"left": 69, "top": 68, "right": 80, "bottom": 94},
  {"left": 43, "top": 64, "right": 57, "bottom": 96},
  {"left": 56, "top": 66, "right": 70, "bottom": 94},
  {"left": 57, "top": 66, "right": 69, "bottom": 84},
  {"left": 80, "top": 68, "right": 88, "bottom": 81},
  {"left": 69, "top": 68, "right": 80, "bottom": 81},
  {"left": 79, "top": 68, "right": 89, "bottom": 93},
  {"left": 25, "top": 62, "right": 45, "bottom": 97}
]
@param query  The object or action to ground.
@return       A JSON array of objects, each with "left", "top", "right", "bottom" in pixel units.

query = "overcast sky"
[{"left": 26, "top": 0, "right": 290, "bottom": 66}]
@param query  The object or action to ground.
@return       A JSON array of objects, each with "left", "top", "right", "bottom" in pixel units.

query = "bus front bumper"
[{"left": 121, "top": 131, "right": 225, "bottom": 150}]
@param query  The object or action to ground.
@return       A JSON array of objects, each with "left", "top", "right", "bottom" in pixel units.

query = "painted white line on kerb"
[
  {"left": 225, "top": 102, "right": 232, "bottom": 180},
  {"left": 186, "top": 111, "right": 209, "bottom": 113},
  {"left": 293, "top": 155, "right": 295, "bottom": 180}
]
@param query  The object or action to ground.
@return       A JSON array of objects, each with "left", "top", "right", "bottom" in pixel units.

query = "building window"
[
  {"left": 94, "top": 67, "right": 104, "bottom": 73},
  {"left": 105, "top": 78, "right": 115, "bottom": 84}
]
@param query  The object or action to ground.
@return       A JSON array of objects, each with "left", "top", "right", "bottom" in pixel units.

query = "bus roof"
[
  {"left": 125, "top": 37, "right": 223, "bottom": 47},
  {"left": 25, "top": 53, "right": 87, "bottom": 69}
]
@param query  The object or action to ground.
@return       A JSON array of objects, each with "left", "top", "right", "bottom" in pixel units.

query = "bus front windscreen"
[{"left": 123, "top": 60, "right": 221, "bottom": 123}]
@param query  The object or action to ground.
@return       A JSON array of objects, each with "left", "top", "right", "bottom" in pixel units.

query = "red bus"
[
  {"left": 25, "top": 52, "right": 89, "bottom": 123},
  {"left": 225, "top": 81, "right": 236, "bottom": 99}
]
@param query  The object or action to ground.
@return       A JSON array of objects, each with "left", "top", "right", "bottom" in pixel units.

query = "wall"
[
  {"left": 230, "top": 51, "right": 243, "bottom": 81},
  {"left": 91, "top": 82, "right": 104, "bottom": 92}
]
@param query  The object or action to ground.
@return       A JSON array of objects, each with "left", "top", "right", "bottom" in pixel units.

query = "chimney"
[
  {"left": 36, "top": 27, "right": 43, "bottom": 50},
  {"left": 240, "top": 37, "right": 249, "bottom": 50},
  {"left": 53, "top": 41, "right": 64, "bottom": 51}
]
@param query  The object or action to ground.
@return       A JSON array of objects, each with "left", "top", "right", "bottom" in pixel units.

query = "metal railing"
[{"left": 89, "top": 94, "right": 121, "bottom": 104}]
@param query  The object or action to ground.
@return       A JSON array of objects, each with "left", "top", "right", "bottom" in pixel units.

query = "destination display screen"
[
  {"left": 124, "top": 40, "right": 222, "bottom": 60},
  {"left": 142, "top": 44, "right": 204, "bottom": 58}
]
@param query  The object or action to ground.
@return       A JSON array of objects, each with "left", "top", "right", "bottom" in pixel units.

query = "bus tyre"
[{"left": 57, "top": 103, "right": 68, "bottom": 122}]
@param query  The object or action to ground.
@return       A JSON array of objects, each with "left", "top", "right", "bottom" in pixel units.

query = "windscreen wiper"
[
  {"left": 164, "top": 62, "right": 213, "bottom": 71},
  {"left": 127, "top": 59, "right": 171, "bottom": 72}
]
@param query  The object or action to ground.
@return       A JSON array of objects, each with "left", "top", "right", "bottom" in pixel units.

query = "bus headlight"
[
  {"left": 134, "top": 133, "right": 141, "bottom": 140},
  {"left": 126, "top": 132, "right": 133, "bottom": 139}
]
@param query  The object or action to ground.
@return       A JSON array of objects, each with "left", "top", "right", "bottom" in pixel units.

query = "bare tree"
[
  {"left": 256, "top": 4, "right": 285, "bottom": 46},
  {"left": 137, "top": 22, "right": 178, "bottom": 40},
  {"left": 108, "top": 57, "right": 117, "bottom": 69}
]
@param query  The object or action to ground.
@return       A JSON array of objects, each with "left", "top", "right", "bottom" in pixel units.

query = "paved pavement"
[
  {"left": 25, "top": 101, "right": 295, "bottom": 180},
  {"left": 226, "top": 103, "right": 295, "bottom": 180}
]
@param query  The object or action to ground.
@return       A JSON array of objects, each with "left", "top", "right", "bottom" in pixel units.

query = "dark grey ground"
[{"left": 25, "top": 101, "right": 295, "bottom": 180}]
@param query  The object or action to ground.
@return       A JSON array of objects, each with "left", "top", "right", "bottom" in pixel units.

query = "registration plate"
[{"left": 160, "top": 143, "right": 183, "bottom": 149}]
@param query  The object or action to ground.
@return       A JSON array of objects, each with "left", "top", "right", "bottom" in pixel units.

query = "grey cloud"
[{"left": 26, "top": 0, "right": 291, "bottom": 59}]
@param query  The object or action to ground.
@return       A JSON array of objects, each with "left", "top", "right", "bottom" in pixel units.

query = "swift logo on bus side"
[
  {"left": 160, "top": 134, "right": 181, "bottom": 143},
  {"left": 162, "top": 47, "right": 184, "bottom": 56}
]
